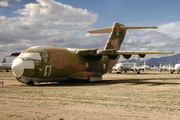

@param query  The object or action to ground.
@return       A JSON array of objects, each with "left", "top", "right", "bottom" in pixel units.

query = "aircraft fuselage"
[{"left": 12, "top": 46, "right": 119, "bottom": 84}]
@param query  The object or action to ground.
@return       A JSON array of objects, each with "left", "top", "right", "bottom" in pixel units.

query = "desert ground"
[{"left": 0, "top": 71, "right": 180, "bottom": 120}]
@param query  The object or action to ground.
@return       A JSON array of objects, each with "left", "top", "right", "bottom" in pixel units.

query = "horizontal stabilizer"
[
  {"left": 120, "top": 26, "right": 157, "bottom": 29},
  {"left": 88, "top": 27, "right": 112, "bottom": 34},
  {"left": 88, "top": 26, "right": 157, "bottom": 34}
]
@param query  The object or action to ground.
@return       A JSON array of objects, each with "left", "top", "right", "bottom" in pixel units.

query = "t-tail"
[{"left": 88, "top": 22, "right": 157, "bottom": 50}]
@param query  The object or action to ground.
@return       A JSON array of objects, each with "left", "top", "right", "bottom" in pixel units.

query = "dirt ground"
[{"left": 1, "top": 71, "right": 180, "bottom": 120}]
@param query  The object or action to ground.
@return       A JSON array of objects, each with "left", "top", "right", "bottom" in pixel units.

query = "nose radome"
[{"left": 12, "top": 58, "right": 24, "bottom": 77}]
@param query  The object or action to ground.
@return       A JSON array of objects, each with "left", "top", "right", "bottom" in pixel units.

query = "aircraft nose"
[{"left": 12, "top": 58, "right": 24, "bottom": 77}]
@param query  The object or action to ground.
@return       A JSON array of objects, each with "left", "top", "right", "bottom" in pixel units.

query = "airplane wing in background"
[{"left": 6, "top": 52, "right": 21, "bottom": 57}]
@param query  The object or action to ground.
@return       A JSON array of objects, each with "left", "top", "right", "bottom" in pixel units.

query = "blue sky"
[{"left": 0, "top": 0, "right": 180, "bottom": 62}]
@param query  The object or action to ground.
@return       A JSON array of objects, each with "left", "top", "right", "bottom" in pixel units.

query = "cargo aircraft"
[{"left": 7, "top": 22, "right": 174, "bottom": 85}]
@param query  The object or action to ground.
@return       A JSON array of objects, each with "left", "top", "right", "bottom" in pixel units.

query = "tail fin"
[
  {"left": 135, "top": 56, "right": 140, "bottom": 65},
  {"left": 1, "top": 57, "right": 7, "bottom": 63},
  {"left": 88, "top": 22, "right": 157, "bottom": 50},
  {"left": 125, "top": 59, "right": 129, "bottom": 63}
]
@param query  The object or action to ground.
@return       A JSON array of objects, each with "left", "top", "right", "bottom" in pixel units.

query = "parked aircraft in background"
[
  {"left": 159, "top": 64, "right": 169, "bottom": 72},
  {"left": 7, "top": 22, "right": 173, "bottom": 85},
  {"left": 113, "top": 56, "right": 143, "bottom": 74},
  {"left": 149, "top": 66, "right": 159, "bottom": 71},
  {"left": 0, "top": 57, "right": 12, "bottom": 72},
  {"left": 141, "top": 61, "right": 150, "bottom": 71},
  {"left": 168, "top": 64, "right": 180, "bottom": 74}
]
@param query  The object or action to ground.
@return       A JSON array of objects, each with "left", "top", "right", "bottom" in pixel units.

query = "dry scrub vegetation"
[{"left": 0, "top": 71, "right": 180, "bottom": 120}]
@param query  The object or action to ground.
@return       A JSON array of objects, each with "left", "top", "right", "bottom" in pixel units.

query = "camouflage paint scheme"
[
  {"left": 14, "top": 23, "right": 124, "bottom": 84},
  {"left": 10, "top": 22, "right": 173, "bottom": 85}
]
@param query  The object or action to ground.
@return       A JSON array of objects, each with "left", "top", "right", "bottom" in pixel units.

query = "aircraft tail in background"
[{"left": 1, "top": 57, "right": 7, "bottom": 63}]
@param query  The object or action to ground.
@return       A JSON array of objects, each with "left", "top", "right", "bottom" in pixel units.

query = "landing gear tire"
[
  {"left": 137, "top": 71, "right": 140, "bottom": 74},
  {"left": 27, "top": 81, "right": 35, "bottom": 86},
  {"left": 117, "top": 72, "right": 121, "bottom": 74}
]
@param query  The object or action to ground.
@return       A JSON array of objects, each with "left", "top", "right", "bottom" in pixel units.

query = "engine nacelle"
[
  {"left": 107, "top": 55, "right": 118, "bottom": 60},
  {"left": 138, "top": 54, "right": 146, "bottom": 58},
  {"left": 122, "top": 54, "right": 131, "bottom": 59}
]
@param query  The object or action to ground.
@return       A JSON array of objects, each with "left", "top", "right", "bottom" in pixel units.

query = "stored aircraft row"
[
  {"left": 7, "top": 22, "right": 174, "bottom": 85},
  {"left": 159, "top": 63, "right": 180, "bottom": 74},
  {"left": 112, "top": 56, "right": 142, "bottom": 74}
]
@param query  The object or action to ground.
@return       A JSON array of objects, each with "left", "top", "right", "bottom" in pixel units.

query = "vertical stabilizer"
[
  {"left": 1, "top": 57, "right": 7, "bottom": 63},
  {"left": 135, "top": 56, "right": 140, "bottom": 65},
  {"left": 88, "top": 22, "right": 127, "bottom": 50},
  {"left": 104, "top": 22, "right": 126, "bottom": 50}
]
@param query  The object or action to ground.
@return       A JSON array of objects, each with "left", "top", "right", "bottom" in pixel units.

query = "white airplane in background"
[
  {"left": 159, "top": 64, "right": 168, "bottom": 72},
  {"left": 0, "top": 57, "right": 12, "bottom": 72},
  {"left": 140, "top": 61, "right": 150, "bottom": 71},
  {"left": 168, "top": 63, "right": 180, "bottom": 74},
  {"left": 113, "top": 56, "right": 145, "bottom": 74},
  {"left": 150, "top": 66, "right": 159, "bottom": 71}
]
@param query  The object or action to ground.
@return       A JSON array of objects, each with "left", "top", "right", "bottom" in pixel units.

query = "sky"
[{"left": 0, "top": 0, "right": 180, "bottom": 62}]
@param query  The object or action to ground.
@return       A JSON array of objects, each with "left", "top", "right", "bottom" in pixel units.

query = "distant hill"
[
  {"left": 144, "top": 53, "right": 180, "bottom": 66},
  {"left": 119, "top": 53, "right": 180, "bottom": 66},
  {"left": 120, "top": 58, "right": 136, "bottom": 63}
]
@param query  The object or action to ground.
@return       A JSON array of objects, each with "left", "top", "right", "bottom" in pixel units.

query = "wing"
[
  {"left": 76, "top": 49, "right": 174, "bottom": 59},
  {"left": 115, "top": 50, "right": 174, "bottom": 55},
  {"left": 6, "top": 52, "right": 21, "bottom": 57}
]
